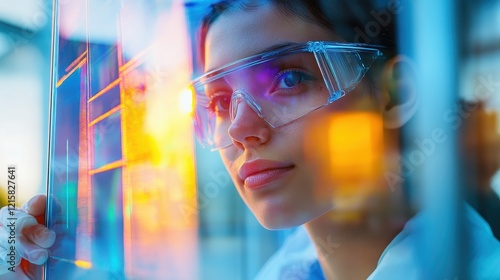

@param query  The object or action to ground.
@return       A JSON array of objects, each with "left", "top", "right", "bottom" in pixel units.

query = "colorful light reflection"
[{"left": 46, "top": 1, "right": 197, "bottom": 279}]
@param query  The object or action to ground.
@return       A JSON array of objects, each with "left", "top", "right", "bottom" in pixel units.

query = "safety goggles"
[{"left": 192, "top": 41, "right": 383, "bottom": 151}]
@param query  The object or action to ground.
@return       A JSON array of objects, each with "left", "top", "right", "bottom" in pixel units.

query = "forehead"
[{"left": 204, "top": 3, "right": 337, "bottom": 71}]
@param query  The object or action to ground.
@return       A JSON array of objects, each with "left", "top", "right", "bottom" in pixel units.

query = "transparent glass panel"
[{"left": 43, "top": 0, "right": 500, "bottom": 279}]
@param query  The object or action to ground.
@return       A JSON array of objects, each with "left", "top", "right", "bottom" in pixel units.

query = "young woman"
[{"left": 191, "top": 0, "right": 409, "bottom": 279}]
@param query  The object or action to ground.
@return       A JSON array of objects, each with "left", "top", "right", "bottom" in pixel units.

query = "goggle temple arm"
[{"left": 312, "top": 46, "right": 346, "bottom": 104}]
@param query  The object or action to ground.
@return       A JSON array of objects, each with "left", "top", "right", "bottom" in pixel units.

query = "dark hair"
[{"left": 198, "top": 0, "right": 397, "bottom": 65}]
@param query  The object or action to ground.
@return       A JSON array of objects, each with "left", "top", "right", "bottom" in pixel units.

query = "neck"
[{"left": 304, "top": 208, "right": 406, "bottom": 280}]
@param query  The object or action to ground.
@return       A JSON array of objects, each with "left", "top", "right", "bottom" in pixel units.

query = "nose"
[{"left": 228, "top": 92, "right": 271, "bottom": 149}]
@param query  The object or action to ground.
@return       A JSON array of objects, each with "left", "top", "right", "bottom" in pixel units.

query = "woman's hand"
[{"left": 0, "top": 194, "right": 55, "bottom": 279}]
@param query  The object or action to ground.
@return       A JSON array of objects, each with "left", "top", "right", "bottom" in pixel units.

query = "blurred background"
[
  {"left": 0, "top": 0, "right": 499, "bottom": 279},
  {"left": 0, "top": 0, "right": 51, "bottom": 205}
]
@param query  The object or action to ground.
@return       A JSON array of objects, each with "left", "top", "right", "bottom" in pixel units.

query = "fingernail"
[
  {"left": 24, "top": 196, "right": 38, "bottom": 211},
  {"left": 29, "top": 249, "right": 48, "bottom": 265},
  {"left": 24, "top": 194, "right": 45, "bottom": 214},
  {"left": 28, "top": 197, "right": 35, "bottom": 208},
  {"left": 36, "top": 227, "right": 56, "bottom": 246},
  {"left": 21, "top": 202, "right": 30, "bottom": 212}
]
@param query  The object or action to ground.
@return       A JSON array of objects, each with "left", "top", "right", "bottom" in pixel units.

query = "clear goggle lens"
[{"left": 192, "top": 42, "right": 383, "bottom": 150}]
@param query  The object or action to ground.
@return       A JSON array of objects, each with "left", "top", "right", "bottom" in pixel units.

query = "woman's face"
[{"left": 205, "top": 3, "right": 378, "bottom": 229}]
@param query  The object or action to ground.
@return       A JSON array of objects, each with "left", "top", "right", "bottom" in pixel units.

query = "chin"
[
  {"left": 254, "top": 210, "right": 317, "bottom": 230},
  {"left": 254, "top": 203, "right": 335, "bottom": 230},
  {"left": 258, "top": 219, "right": 302, "bottom": 230}
]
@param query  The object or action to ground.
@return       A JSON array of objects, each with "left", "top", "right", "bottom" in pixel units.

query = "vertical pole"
[{"left": 405, "top": 0, "right": 463, "bottom": 278}]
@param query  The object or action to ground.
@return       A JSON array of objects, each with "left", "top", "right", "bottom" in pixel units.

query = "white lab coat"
[{"left": 255, "top": 206, "right": 500, "bottom": 280}]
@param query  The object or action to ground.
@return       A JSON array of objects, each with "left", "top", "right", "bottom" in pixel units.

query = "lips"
[{"left": 239, "top": 159, "right": 294, "bottom": 189}]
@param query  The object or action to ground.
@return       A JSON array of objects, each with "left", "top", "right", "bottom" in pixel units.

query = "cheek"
[
  {"left": 219, "top": 148, "right": 241, "bottom": 181},
  {"left": 279, "top": 116, "right": 332, "bottom": 191}
]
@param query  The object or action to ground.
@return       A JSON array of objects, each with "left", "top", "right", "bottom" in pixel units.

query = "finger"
[
  {"left": 11, "top": 213, "right": 38, "bottom": 235},
  {"left": 16, "top": 235, "right": 49, "bottom": 265},
  {"left": 0, "top": 210, "right": 37, "bottom": 235},
  {"left": 21, "top": 194, "right": 46, "bottom": 217},
  {"left": 21, "top": 224, "right": 55, "bottom": 249}
]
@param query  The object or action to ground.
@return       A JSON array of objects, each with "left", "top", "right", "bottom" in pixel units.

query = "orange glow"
[
  {"left": 327, "top": 113, "right": 384, "bottom": 181},
  {"left": 304, "top": 112, "right": 385, "bottom": 211},
  {"left": 74, "top": 260, "right": 93, "bottom": 269}
]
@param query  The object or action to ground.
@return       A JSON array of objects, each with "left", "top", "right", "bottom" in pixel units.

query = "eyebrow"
[
  {"left": 257, "top": 41, "right": 296, "bottom": 55},
  {"left": 205, "top": 41, "right": 297, "bottom": 73}
]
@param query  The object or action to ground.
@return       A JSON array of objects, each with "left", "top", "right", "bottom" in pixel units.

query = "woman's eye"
[
  {"left": 208, "top": 95, "right": 231, "bottom": 114},
  {"left": 273, "top": 70, "right": 313, "bottom": 91}
]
